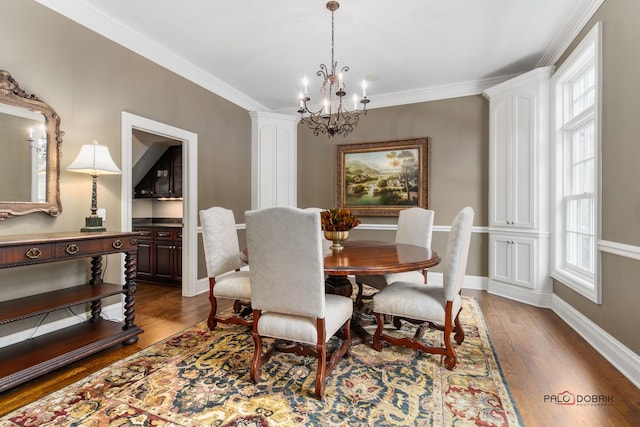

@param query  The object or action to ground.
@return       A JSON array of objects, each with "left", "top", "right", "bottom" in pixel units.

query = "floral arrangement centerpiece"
[{"left": 320, "top": 208, "right": 361, "bottom": 251}]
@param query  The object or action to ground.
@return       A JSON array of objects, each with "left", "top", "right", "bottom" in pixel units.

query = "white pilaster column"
[{"left": 249, "top": 111, "right": 299, "bottom": 209}]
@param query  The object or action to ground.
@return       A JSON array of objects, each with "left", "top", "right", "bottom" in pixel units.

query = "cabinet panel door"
[
  {"left": 152, "top": 155, "right": 171, "bottom": 197},
  {"left": 170, "top": 148, "right": 182, "bottom": 197},
  {"left": 511, "top": 94, "right": 534, "bottom": 228},
  {"left": 137, "top": 240, "right": 153, "bottom": 277},
  {"left": 489, "top": 235, "right": 511, "bottom": 283},
  {"left": 511, "top": 237, "right": 534, "bottom": 288},
  {"left": 154, "top": 242, "right": 174, "bottom": 280},
  {"left": 490, "top": 98, "right": 510, "bottom": 227}
]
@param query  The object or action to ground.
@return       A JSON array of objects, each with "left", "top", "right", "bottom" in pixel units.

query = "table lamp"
[{"left": 67, "top": 140, "right": 121, "bottom": 232}]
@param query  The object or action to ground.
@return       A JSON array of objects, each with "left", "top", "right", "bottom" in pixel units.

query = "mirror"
[{"left": 0, "top": 70, "right": 63, "bottom": 220}]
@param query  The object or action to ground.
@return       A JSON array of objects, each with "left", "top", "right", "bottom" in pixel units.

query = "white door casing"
[{"left": 121, "top": 112, "right": 199, "bottom": 296}]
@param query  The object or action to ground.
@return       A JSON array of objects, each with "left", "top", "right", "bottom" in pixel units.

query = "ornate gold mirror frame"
[{"left": 0, "top": 70, "right": 63, "bottom": 220}]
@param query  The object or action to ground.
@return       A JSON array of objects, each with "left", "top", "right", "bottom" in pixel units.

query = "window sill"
[{"left": 551, "top": 268, "right": 600, "bottom": 304}]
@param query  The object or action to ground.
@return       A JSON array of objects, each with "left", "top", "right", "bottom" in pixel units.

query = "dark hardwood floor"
[
  {"left": 1, "top": 283, "right": 638, "bottom": 426},
  {"left": 466, "top": 290, "right": 640, "bottom": 427}
]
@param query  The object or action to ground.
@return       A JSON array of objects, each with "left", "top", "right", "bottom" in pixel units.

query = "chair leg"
[
  {"left": 344, "top": 321, "right": 351, "bottom": 358},
  {"left": 207, "top": 277, "right": 218, "bottom": 330},
  {"left": 250, "top": 310, "right": 263, "bottom": 384},
  {"left": 355, "top": 280, "right": 365, "bottom": 308},
  {"left": 315, "top": 343, "right": 327, "bottom": 399},
  {"left": 373, "top": 312, "right": 385, "bottom": 351},
  {"left": 453, "top": 312, "right": 465, "bottom": 344},
  {"left": 316, "top": 318, "right": 351, "bottom": 399},
  {"left": 392, "top": 316, "right": 403, "bottom": 329},
  {"left": 443, "top": 302, "right": 458, "bottom": 370}
]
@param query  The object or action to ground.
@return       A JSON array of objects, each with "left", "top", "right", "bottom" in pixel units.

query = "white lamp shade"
[{"left": 67, "top": 142, "right": 121, "bottom": 175}]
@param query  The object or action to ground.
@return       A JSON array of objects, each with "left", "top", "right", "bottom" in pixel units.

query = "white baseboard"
[
  {"left": 426, "top": 272, "right": 487, "bottom": 290},
  {"left": 487, "top": 280, "right": 553, "bottom": 308},
  {"left": 195, "top": 277, "right": 209, "bottom": 295},
  {"left": 552, "top": 294, "right": 640, "bottom": 389}
]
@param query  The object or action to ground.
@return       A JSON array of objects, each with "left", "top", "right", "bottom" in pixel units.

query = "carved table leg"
[
  {"left": 123, "top": 251, "right": 139, "bottom": 344},
  {"left": 324, "top": 275, "right": 352, "bottom": 297},
  {"left": 89, "top": 256, "right": 103, "bottom": 321},
  {"left": 89, "top": 255, "right": 103, "bottom": 285}
]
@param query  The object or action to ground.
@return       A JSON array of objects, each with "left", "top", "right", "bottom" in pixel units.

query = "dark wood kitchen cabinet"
[
  {"left": 136, "top": 228, "right": 153, "bottom": 278},
  {"left": 0, "top": 231, "right": 142, "bottom": 392},
  {"left": 134, "top": 146, "right": 182, "bottom": 199},
  {"left": 132, "top": 226, "right": 182, "bottom": 286}
]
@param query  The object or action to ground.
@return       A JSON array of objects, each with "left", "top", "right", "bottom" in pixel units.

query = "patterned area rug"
[{"left": 1, "top": 297, "right": 522, "bottom": 426}]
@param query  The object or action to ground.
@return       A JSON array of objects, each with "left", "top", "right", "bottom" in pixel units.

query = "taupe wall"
[
  {"left": 0, "top": 1, "right": 251, "bottom": 296},
  {"left": 297, "top": 96, "right": 489, "bottom": 277},
  {"left": 552, "top": 0, "right": 640, "bottom": 354}
]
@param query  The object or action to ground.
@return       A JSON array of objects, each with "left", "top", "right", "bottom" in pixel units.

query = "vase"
[{"left": 324, "top": 230, "right": 349, "bottom": 251}]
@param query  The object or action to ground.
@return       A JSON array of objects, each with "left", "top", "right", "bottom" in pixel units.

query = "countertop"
[{"left": 132, "top": 218, "right": 182, "bottom": 229}]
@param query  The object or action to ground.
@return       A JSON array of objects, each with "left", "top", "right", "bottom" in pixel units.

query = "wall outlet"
[{"left": 97, "top": 208, "right": 106, "bottom": 221}]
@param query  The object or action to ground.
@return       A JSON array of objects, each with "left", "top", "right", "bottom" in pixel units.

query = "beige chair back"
[
  {"left": 443, "top": 207, "right": 475, "bottom": 301},
  {"left": 200, "top": 207, "right": 241, "bottom": 277},
  {"left": 245, "top": 207, "right": 325, "bottom": 319},
  {"left": 395, "top": 207, "right": 434, "bottom": 249}
]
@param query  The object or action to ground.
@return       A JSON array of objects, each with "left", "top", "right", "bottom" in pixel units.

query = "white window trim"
[{"left": 551, "top": 21, "right": 603, "bottom": 303}]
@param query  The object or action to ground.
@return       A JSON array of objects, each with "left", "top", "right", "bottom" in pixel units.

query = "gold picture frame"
[{"left": 336, "top": 138, "right": 430, "bottom": 216}]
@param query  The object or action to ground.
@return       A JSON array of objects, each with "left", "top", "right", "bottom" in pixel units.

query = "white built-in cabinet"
[{"left": 483, "top": 67, "right": 553, "bottom": 307}]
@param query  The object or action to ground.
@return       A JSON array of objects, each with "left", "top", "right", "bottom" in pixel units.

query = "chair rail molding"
[{"left": 598, "top": 240, "right": 640, "bottom": 261}]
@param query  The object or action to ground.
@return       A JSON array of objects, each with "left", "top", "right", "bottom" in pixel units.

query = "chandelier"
[{"left": 297, "top": 1, "right": 370, "bottom": 138}]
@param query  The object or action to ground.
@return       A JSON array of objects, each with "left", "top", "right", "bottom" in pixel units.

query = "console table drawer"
[
  {"left": 54, "top": 237, "right": 137, "bottom": 258},
  {"left": 0, "top": 244, "right": 54, "bottom": 266}
]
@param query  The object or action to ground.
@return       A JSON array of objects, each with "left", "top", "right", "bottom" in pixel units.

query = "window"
[{"left": 551, "top": 22, "right": 602, "bottom": 303}]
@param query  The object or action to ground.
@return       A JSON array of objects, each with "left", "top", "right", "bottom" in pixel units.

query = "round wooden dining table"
[
  {"left": 322, "top": 240, "right": 441, "bottom": 297},
  {"left": 321, "top": 240, "right": 440, "bottom": 344}
]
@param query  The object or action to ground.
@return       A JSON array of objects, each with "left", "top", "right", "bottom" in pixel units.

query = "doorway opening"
[{"left": 121, "top": 112, "right": 199, "bottom": 296}]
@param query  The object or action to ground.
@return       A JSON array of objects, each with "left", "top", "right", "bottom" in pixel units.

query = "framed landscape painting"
[{"left": 336, "top": 138, "right": 430, "bottom": 216}]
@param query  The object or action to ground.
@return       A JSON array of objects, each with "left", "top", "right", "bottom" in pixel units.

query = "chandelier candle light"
[{"left": 298, "top": 1, "right": 370, "bottom": 138}]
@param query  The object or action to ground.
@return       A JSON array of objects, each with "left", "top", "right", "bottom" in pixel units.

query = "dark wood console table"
[{"left": 0, "top": 231, "right": 142, "bottom": 392}]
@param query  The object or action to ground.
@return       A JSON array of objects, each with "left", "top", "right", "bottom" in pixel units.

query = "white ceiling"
[{"left": 37, "top": 0, "right": 600, "bottom": 113}]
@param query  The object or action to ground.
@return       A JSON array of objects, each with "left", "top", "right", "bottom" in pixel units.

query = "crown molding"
[
  {"left": 368, "top": 75, "right": 520, "bottom": 109},
  {"left": 34, "top": 0, "right": 268, "bottom": 112},
  {"left": 537, "top": 0, "right": 605, "bottom": 67}
]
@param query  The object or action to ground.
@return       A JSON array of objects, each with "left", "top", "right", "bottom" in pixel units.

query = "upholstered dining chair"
[
  {"left": 354, "top": 207, "right": 435, "bottom": 307},
  {"left": 371, "top": 207, "right": 474, "bottom": 370},
  {"left": 245, "top": 206, "right": 352, "bottom": 400},
  {"left": 200, "top": 206, "right": 252, "bottom": 330}
]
